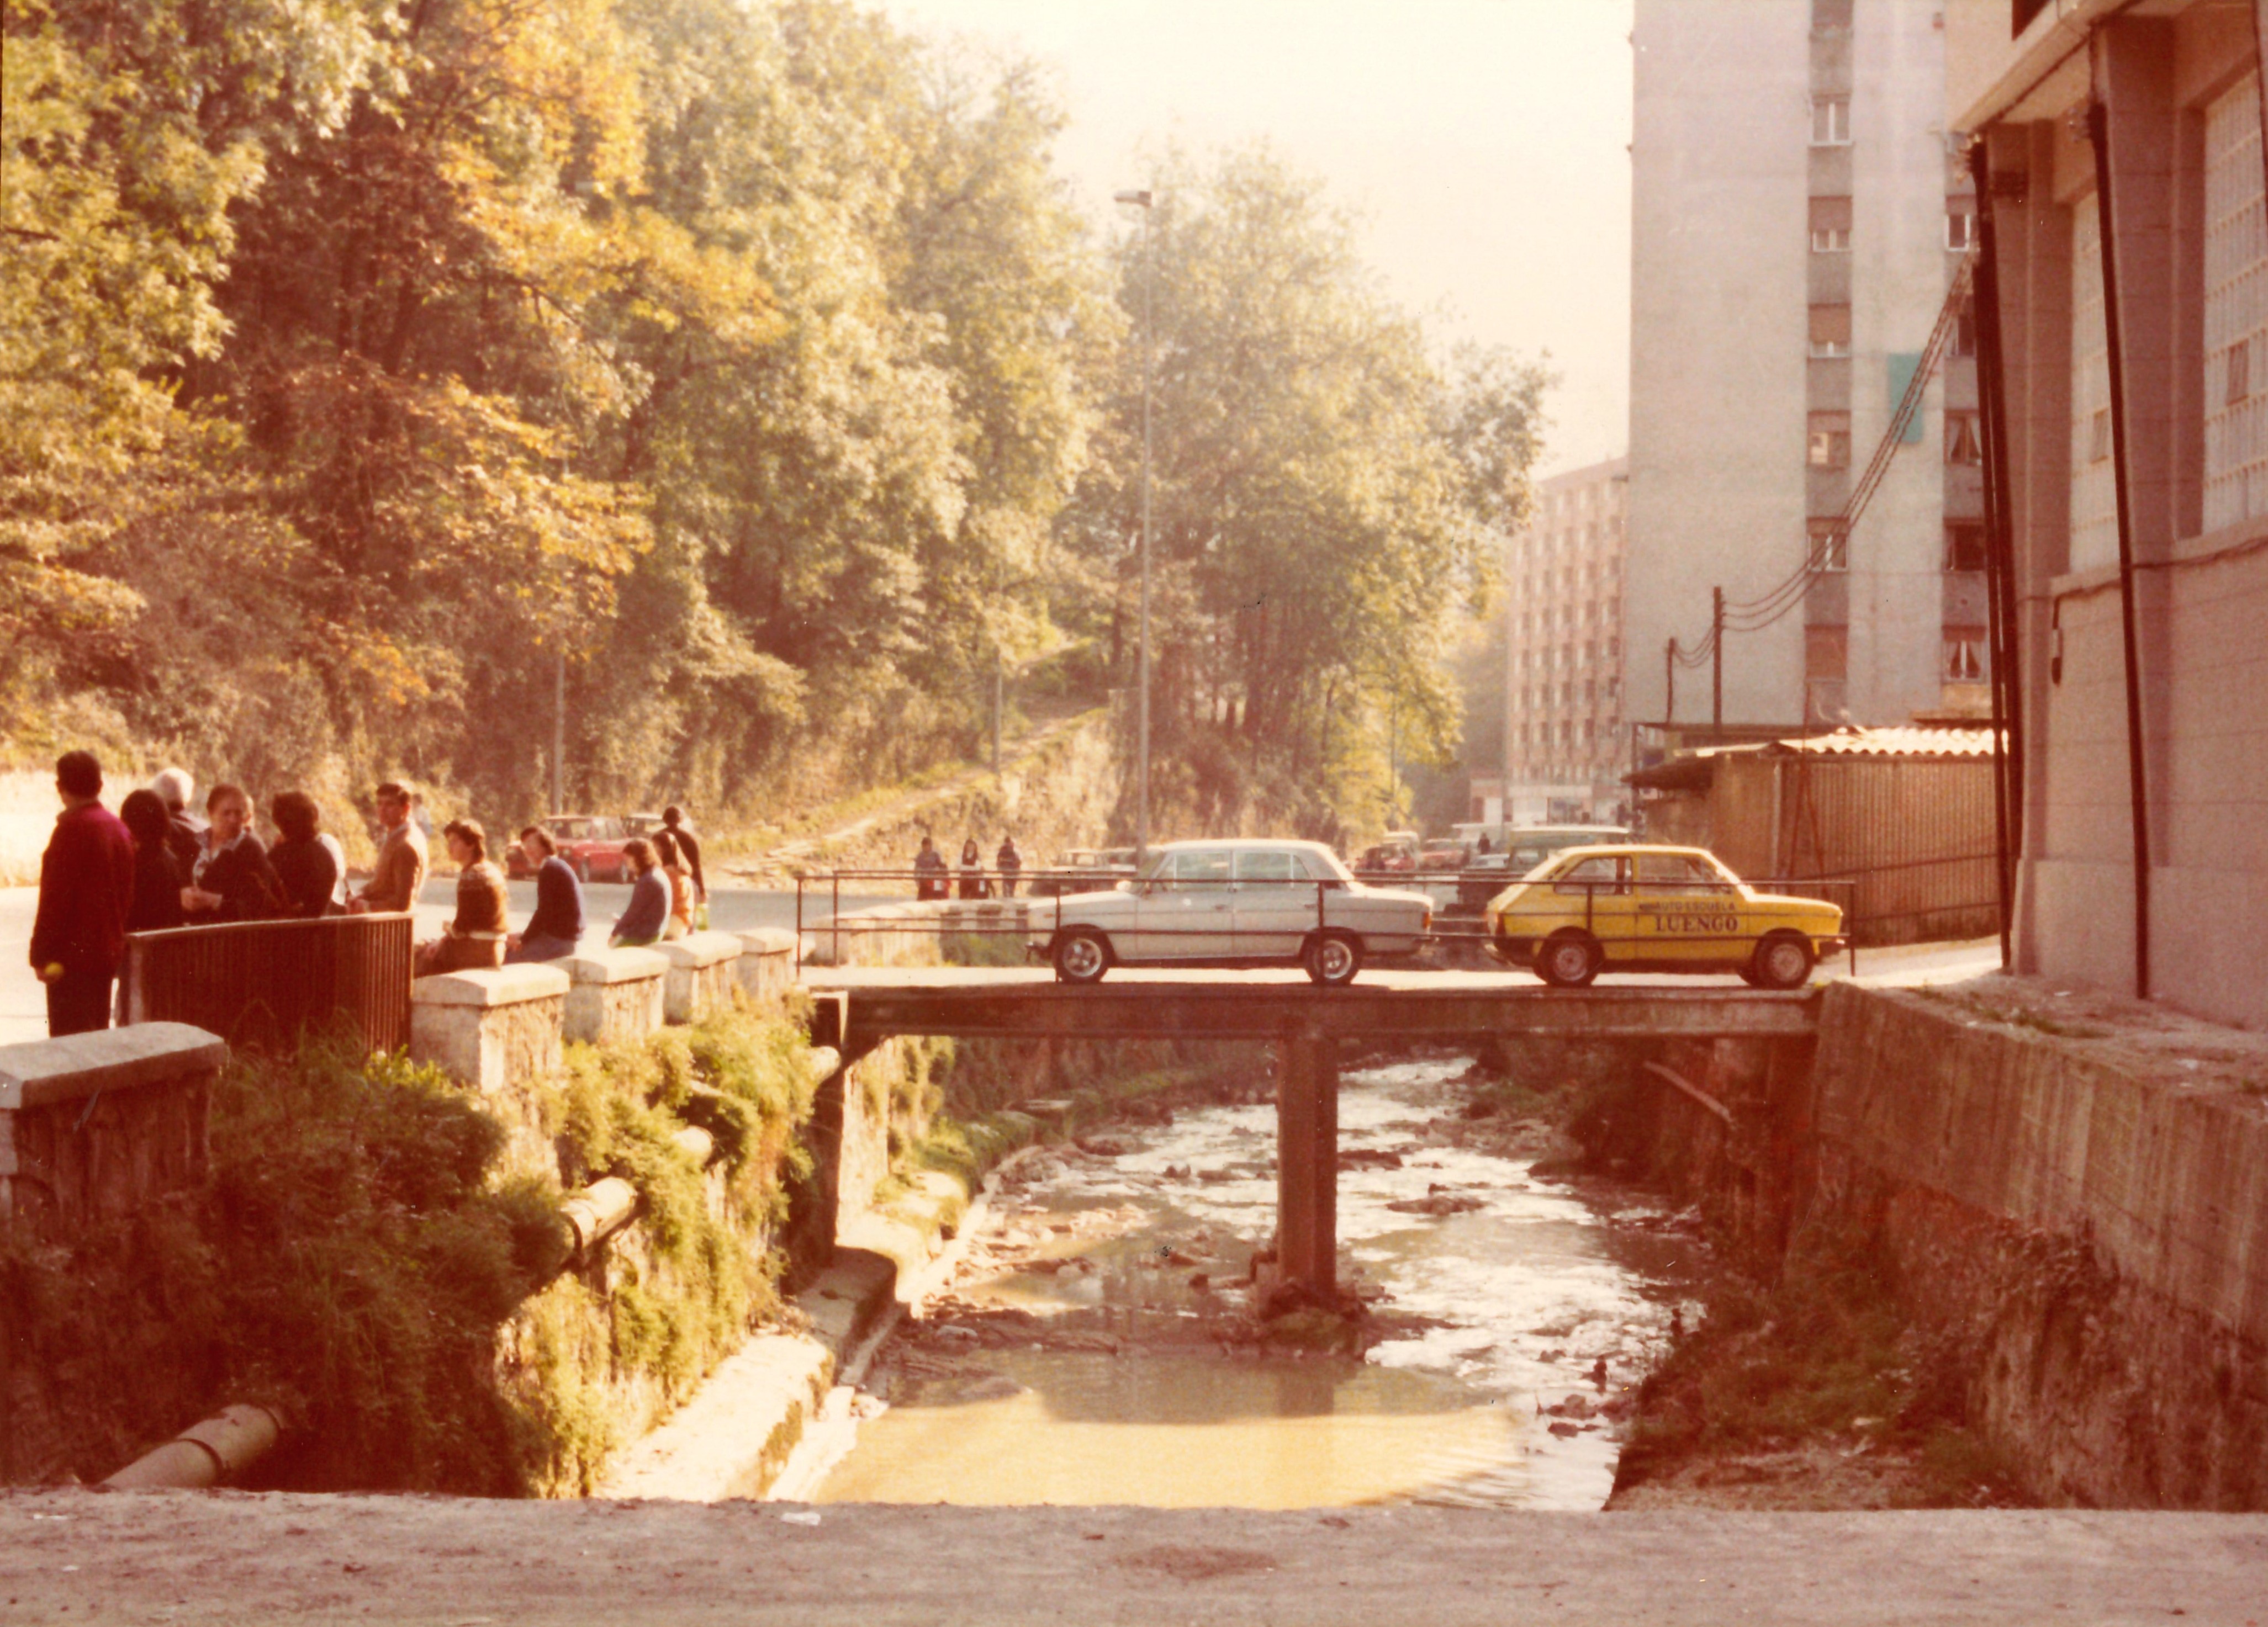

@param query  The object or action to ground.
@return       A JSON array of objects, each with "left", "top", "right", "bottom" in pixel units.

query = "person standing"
[
  {"left": 913, "top": 835, "right": 948, "bottom": 901},
  {"left": 995, "top": 834, "right": 1022, "bottom": 899},
  {"left": 179, "top": 784, "right": 288, "bottom": 922},
  {"left": 266, "top": 791, "right": 340, "bottom": 918},
  {"left": 651, "top": 829, "right": 695, "bottom": 940},
  {"left": 660, "top": 807, "right": 706, "bottom": 909},
  {"left": 347, "top": 782, "right": 427, "bottom": 914},
  {"left": 956, "top": 838, "right": 987, "bottom": 900},
  {"left": 151, "top": 766, "right": 205, "bottom": 879},
  {"left": 30, "top": 751, "right": 135, "bottom": 1037}
]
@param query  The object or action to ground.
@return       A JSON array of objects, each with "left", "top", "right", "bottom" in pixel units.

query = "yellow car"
[{"left": 1483, "top": 845, "right": 1845, "bottom": 989}]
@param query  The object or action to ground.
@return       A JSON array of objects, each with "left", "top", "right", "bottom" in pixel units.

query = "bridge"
[{"left": 805, "top": 968, "right": 1818, "bottom": 1300}]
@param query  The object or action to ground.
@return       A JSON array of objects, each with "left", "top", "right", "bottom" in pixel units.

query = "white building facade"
[{"left": 1627, "top": 0, "right": 1989, "bottom": 736}]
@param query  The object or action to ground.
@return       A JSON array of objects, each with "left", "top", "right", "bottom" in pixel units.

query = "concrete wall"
[{"left": 1599, "top": 981, "right": 2266, "bottom": 1509}]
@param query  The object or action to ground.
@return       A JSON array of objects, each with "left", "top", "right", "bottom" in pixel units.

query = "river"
[{"left": 810, "top": 1053, "right": 1711, "bottom": 1511}]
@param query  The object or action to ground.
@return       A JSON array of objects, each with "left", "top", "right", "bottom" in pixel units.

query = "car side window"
[
  {"left": 1235, "top": 850, "right": 1297, "bottom": 884},
  {"left": 1175, "top": 850, "right": 1233, "bottom": 889},
  {"left": 1634, "top": 854, "right": 1725, "bottom": 896},
  {"left": 1554, "top": 856, "right": 1626, "bottom": 895}
]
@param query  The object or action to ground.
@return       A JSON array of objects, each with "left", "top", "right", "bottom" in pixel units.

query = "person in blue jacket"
[
  {"left": 508, "top": 824, "right": 585, "bottom": 962},
  {"left": 609, "top": 839, "right": 670, "bottom": 948}
]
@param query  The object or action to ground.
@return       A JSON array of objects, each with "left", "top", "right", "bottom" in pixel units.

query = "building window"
[
  {"left": 1811, "top": 0, "right": 1853, "bottom": 32},
  {"left": 1807, "top": 519, "right": 1849, "bottom": 571},
  {"left": 1809, "top": 411, "right": 1852, "bottom": 468},
  {"left": 1954, "top": 309, "right": 1978, "bottom": 358},
  {"left": 1946, "top": 207, "right": 1978, "bottom": 251},
  {"left": 2228, "top": 337, "right": 2252, "bottom": 406},
  {"left": 1809, "top": 304, "right": 1852, "bottom": 359},
  {"left": 1945, "top": 410, "right": 1983, "bottom": 465},
  {"left": 1944, "top": 522, "right": 1988, "bottom": 573},
  {"left": 1943, "top": 632, "right": 1987, "bottom": 682},
  {"left": 2089, "top": 407, "right": 2113, "bottom": 463},
  {"left": 1810, "top": 195, "right": 1852, "bottom": 253},
  {"left": 1806, "top": 624, "right": 1848, "bottom": 681},
  {"left": 1811, "top": 96, "right": 1850, "bottom": 146}
]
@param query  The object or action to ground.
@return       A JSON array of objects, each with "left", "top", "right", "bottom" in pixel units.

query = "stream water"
[{"left": 811, "top": 1054, "right": 1710, "bottom": 1511}]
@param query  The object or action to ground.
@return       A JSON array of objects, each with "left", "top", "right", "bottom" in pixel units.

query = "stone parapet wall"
[
  {"left": 408, "top": 965, "right": 570, "bottom": 1100},
  {"left": 733, "top": 930, "right": 799, "bottom": 1004},
  {"left": 657, "top": 932, "right": 743, "bottom": 1024},
  {"left": 0, "top": 1024, "right": 228, "bottom": 1237},
  {"left": 559, "top": 949, "right": 669, "bottom": 1046}
]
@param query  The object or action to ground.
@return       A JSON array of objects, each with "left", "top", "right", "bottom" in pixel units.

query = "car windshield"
[{"left": 549, "top": 819, "right": 592, "bottom": 840}]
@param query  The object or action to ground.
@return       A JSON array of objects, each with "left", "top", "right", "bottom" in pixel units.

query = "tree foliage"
[{"left": 4, "top": 2, "right": 1543, "bottom": 841}]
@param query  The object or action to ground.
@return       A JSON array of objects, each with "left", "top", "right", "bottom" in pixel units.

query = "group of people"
[
  {"left": 912, "top": 834, "right": 1022, "bottom": 902},
  {"left": 26, "top": 745, "right": 715, "bottom": 1037}
]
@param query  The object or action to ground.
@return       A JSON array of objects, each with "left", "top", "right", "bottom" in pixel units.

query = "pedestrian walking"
[
  {"left": 660, "top": 807, "right": 706, "bottom": 909},
  {"left": 347, "top": 782, "right": 427, "bottom": 914},
  {"left": 995, "top": 835, "right": 1023, "bottom": 899},
  {"left": 30, "top": 751, "right": 135, "bottom": 1037},
  {"left": 507, "top": 825, "right": 585, "bottom": 963},
  {"left": 913, "top": 835, "right": 949, "bottom": 901}
]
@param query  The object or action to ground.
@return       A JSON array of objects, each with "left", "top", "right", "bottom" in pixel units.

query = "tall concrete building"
[
  {"left": 1496, "top": 456, "right": 1629, "bottom": 824},
  {"left": 1627, "top": 0, "right": 1987, "bottom": 736},
  {"left": 1950, "top": 0, "right": 2268, "bottom": 1029}
]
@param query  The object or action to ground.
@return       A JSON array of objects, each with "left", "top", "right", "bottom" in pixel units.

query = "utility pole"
[
  {"left": 1711, "top": 586, "right": 1725, "bottom": 730},
  {"left": 552, "top": 650, "right": 566, "bottom": 813},
  {"left": 1665, "top": 637, "right": 1677, "bottom": 723},
  {"left": 1116, "top": 188, "right": 1156, "bottom": 866},
  {"left": 991, "top": 647, "right": 1003, "bottom": 779}
]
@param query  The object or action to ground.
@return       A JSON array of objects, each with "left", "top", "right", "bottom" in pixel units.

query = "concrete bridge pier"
[{"left": 1274, "top": 1034, "right": 1339, "bottom": 1299}]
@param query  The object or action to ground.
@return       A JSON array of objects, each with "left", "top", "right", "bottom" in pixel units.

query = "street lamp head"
[{"left": 1113, "top": 189, "right": 1153, "bottom": 208}]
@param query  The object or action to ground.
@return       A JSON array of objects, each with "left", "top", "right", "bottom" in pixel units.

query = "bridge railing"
[
  {"left": 124, "top": 913, "right": 416, "bottom": 1055},
  {"left": 792, "top": 867, "right": 1859, "bottom": 976}
]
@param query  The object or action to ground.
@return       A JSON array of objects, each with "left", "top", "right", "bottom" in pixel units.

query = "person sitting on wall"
[
  {"left": 182, "top": 783, "right": 289, "bottom": 922},
  {"left": 506, "top": 824, "right": 585, "bottom": 963},
  {"left": 913, "top": 835, "right": 949, "bottom": 901},
  {"left": 610, "top": 839, "right": 669, "bottom": 947},
  {"left": 30, "top": 751, "right": 135, "bottom": 1037},
  {"left": 652, "top": 829, "right": 695, "bottom": 941},
  {"left": 415, "top": 819, "right": 508, "bottom": 975},
  {"left": 267, "top": 791, "right": 340, "bottom": 919},
  {"left": 347, "top": 782, "right": 427, "bottom": 914}
]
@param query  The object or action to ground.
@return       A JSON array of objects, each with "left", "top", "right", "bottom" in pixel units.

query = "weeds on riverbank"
[
  {"left": 4, "top": 1003, "right": 828, "bottom": 1496},
  {"left": 1610, "top": 1225, "right": 2027, "bottom": 1509}
]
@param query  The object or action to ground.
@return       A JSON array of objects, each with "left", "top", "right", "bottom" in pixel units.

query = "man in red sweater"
[{"left": 29, "top": 751, "right": 136, "bottom": 1037}]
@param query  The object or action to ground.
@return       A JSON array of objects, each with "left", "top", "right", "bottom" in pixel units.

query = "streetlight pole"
[{"left": 1115, "top": 188, "right": 1155, "bottom": 867}]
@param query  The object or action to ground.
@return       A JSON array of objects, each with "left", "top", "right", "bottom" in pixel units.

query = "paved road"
[{"left": 3, "top": 1492, "right": 2260, "bottom": 1625}]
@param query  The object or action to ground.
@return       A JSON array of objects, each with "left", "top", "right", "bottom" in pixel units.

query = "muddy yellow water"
[{"left": 813, "top": 1056, "right": 1706, "bottom": 1511}]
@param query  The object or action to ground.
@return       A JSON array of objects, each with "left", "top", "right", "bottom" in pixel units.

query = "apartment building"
[
  {"left": 1626, "top": 0, "right": 1989, "bottom": 738},
  {"left": 1492, "top": 457, "right": 1629, "bottom": 825},
  {"left": 1949, "top": 0, "right": 2268, "bottom": 1028}
]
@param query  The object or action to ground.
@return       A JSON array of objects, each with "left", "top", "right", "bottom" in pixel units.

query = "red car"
[{"left": 508, "top": 815, "right": 633, "bottom": 882}]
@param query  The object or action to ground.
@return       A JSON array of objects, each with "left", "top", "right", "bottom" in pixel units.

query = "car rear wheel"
[
  {"left": 1537, "top": 930, "right": 1601, "bottom": 989},
  {"left": 1053, "top": 928, "right": 1112, "bottom": 984},
  {"left": 1752, "top": 932, "right": 1816, "bottom": 990},
  {"left": 1303, "top": 931, "right": 1363, "bottom": 987}
]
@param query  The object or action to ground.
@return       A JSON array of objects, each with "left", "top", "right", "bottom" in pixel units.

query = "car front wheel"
[
  {"left": 1751, "top": 932, "right": 1816, "bottom": 990},
  {"left": 1537, "top": 931, "right": 1600, "bottom": 989},
  {"left": 1303, "top": 932, "right": 1363, "bottom": 987},
  {"left": 1053, "top": 929, "right": 1112, "bottom": 984}
]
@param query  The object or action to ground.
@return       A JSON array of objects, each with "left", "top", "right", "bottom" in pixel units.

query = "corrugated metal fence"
[
  {"left": 124, "top": 914, "right": 416, "bottom": 1054},
  {"left": 1656, "top": 752, "right": 1997, "bottom": 947}
]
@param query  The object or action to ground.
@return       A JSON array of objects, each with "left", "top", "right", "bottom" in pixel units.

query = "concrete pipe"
[
  {"left": 561, "top": 1176, "right": 640, "bottom": 1255},
  {"left": 103, "top": 1403, "right": 283, "bottom": 1490},
  {"left": 672, "top": 1125, "right": 716, "bottom": 1166}
]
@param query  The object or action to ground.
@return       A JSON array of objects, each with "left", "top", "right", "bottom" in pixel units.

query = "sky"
[{"left": 873, "top": 0, "right": 1637, "bottom": 477}]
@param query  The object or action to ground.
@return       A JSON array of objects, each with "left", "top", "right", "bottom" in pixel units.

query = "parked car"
[
  {"left": 1354, "top": 831, "right": 1419, "bottom": 873},
  {"left": 507, "top": 814, "right": 633, "bottom": 882},
  {"left": 1029, "top": 839, "right": 1432, "bottom": 986},
  {"left": 1416, "top": 838, "right": 1469, "bottom": 870},
  {"left": 1028, "top": 847, "right": 1140, "bottom": 898},
  {"left": 1455, "top": 824, "right": 1635, "bottom": 913},
  {"left": 1482, "top": 844, "right": 1844, "bottom": 989}
]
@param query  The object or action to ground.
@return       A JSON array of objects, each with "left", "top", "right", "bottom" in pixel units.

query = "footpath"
[{"left": 4, "top": 1494, "right": 2262, "bottom": 1624}]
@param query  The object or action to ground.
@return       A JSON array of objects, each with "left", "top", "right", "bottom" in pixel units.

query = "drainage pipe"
[
  {"left": 102, "top": 1403, "right": 282, "bottom": 1490},
  {"left": 1968, "top": 137, "right": 2022, "bottom": 971},
  {"left": 2086, "top": 94, "right": 2154, "bottom": 1001},
  {"left": 561, "top": 1176, "right": 640, "bottom": 1257},
  {"left": 1640, "top": 1061, "right": 1733, "bottom": 1126}
]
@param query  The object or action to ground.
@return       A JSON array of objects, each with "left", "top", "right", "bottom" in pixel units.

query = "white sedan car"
[{"left": 1028, "top": 839, "right": 1434, "bottom": 986}]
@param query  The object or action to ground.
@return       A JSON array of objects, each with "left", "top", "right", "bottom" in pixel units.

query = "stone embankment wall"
[{"left": 1595, "top": 982, "right": 2266, "bottom": 1511}]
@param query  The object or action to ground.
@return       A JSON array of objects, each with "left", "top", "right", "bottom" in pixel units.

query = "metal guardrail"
[
  {"left": 124, "top": 913, "right": 416, "bottom": 1054},
  {"left": 791, "top": 867, "right": 1860, "bottom": 977}
]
